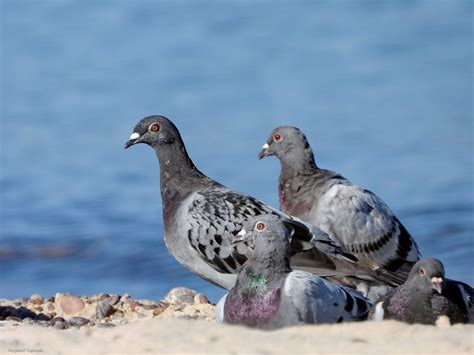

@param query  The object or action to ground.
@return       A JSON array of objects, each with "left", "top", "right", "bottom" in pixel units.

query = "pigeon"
[
  {"left": 370, "top": 258, "right": 473, "bottom": 324},
  {"left": 215, "top": 216, "right": 371, "bottom": 329},
  {"left": 258, "top": 126, "right": 421, "bottom": 287},
  {"left": 124, "top": 115, "right": 391, "bottom": 290}
]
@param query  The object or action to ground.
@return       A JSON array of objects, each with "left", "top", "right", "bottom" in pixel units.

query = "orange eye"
[
  {"left": 150, "top": 123, "right": 161, "bottom": 132},
  {"left": 419, "top": 268, "right": 426, "bottom": 276},
  {"left": 273, "top": 133, "right": 282, "bottom": 142},
  {"left": 256, "top": 222, "right": 265, "bottom": 231}
]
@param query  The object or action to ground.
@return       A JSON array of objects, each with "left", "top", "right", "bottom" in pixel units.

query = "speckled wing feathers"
[{"left": 184, "top": 186, "right": 355, "bottom": 276}]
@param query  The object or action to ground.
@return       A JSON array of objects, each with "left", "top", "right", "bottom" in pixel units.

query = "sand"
[{"left": 1, "top": 318, "right": 473, "bottom": 355}]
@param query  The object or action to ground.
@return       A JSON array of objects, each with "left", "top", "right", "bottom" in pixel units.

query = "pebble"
[
  {"left": 120, "top": 294, "right": 131, "bottom": 302},
  {"left": 53, "top": 321, "right": 68, "bottom": 330},
  {"left": 68, "top": 316, "right": 91, "bottom": 328},
  {"left": 35, "top": 313, "right": 51, "bottom": 321},
  {"left": 106, "top": 294, "right": 119, "bottom": 305},
  {"left": 96, "top": 300, "right": 114, "bottom": 320},
  {"left": 6, "top": 316, "right": 22, "bottom": 322},
  {"left": 57, "top": 294, "right": 85, "bottom": 314},
  {"left": 50, "top": 316, "right": 67, "bottom": 325},
  {"left": 29, "top": 294, "right": 44, "bottom": 305},
  {"left": 194, "top": 293, "right": 210, "bottom": 304},
  {"left": 435, "top": 315, "right": 451, "bottom": 328},
  {"left": 152, "top": 303, "right": 169, "bottom": 317},
  {"left": 0, "top": 287, "right": 214, "bottom": 329},
  {"left": 164, "top": 287, "right": 197, "bottom": 304}
]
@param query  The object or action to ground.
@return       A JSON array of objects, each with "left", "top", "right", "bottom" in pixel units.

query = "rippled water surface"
[{"left": 1, "top": 1, "right": 472, "bottom": 302}]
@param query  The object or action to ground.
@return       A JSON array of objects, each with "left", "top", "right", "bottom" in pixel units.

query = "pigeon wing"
[{"left": 281, "top": 270, "right": 371, "bottom": 324}]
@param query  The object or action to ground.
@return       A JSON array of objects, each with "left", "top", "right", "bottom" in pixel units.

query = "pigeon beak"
[
  {"left": 124, "top": 132, "right": 141, "bottom": 149},
  {"left": 431, "top": 277, "right": 444, "bottom": 294},
  {"left": 258, "top": 143, "right": 270, "bottom": 160},
  {"left": 232, "top": 229, "right": 250, "bottom": 245}
]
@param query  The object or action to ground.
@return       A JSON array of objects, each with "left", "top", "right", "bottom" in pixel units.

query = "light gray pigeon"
[
  {"left": 124, "top": 116, "right": 391, "bottom": 290},
  {"left": 215, "top": 215, "right": 371, "bottom": 329},
  {"left": 370, "top": 258, "right": 473, "bottom": 324},
  {"left": 258, "top": 126, "right": 421, "bottom": 288}
]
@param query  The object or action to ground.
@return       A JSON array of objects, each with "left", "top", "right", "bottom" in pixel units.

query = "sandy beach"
[
  {"left": 0, "top": 288, "right": 472, "bottom": 355},
  {"left": 1, "top": 318, "right": 473, "bottom": 355}
]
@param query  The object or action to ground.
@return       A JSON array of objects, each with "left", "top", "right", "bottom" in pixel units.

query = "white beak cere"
[
  {"left": 431, "top": 277, "right": 443, "bottom": 284},
  {"left": 129, "top": 132, "right": 140, "bottom": 140},
  {"left": 237, "top": 229, "right": 247, "bottom": 237},
  {"left": 262, "top": 143, "right": 269, "bottom": 150}
]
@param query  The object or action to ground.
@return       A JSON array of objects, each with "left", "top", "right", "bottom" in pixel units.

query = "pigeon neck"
[
  {"left": 279, "top": 151, "right": 318, "bottom": 178},
  {"left": 156, "top": 147, "right": 203, "bottom": 183},
  {"left": 238, "top": 257, "right": 291, "bottom": 294},
  {"left": 154, "top": 145, "right": 210, "bottom": 214}
]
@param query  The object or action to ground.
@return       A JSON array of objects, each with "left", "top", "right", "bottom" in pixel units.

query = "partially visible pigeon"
[
  {"left": 258, "top": 126, "right": 421, "bottom": 287},
  {"left": 370, "top": 258, "right": 473, "bottom": 324},
  {"left": 124, "top": 116, "right": 389, "bottom": 290},
  {"left": 216, "top": 216, "right": 371, "bottom": 329}
]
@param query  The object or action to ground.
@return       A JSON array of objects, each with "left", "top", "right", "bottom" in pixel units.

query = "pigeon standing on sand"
[
  {"left": 215, "top": 216, "right": 371, "bottom": 329},
  {"left": 124, "top": 116, "right": 393, "bottom": 290},
  {"left": 258, "top": 126, "right": 421, "bottom": 288},
  {"left": 370, "top": 258, "right": 472, "bottom": 324}
]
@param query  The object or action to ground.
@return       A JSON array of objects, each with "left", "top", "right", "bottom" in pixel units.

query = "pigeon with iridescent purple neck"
[
  {"left": 216, "top": 215, "right": 371, "bottom": 329},
  {"left": 370, "top": 258, "right": 473, "bottom": 324}
]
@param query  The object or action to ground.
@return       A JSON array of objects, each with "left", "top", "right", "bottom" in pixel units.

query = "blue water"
[{"left": 1, "top": 1, "right": 472, "bottom": 303}]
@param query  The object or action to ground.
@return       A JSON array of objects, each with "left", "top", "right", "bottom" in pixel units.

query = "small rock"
[
  {"left": 152, "top": 303, "right": 169, "bottom": 317},
  {"left": 106, "top": 294, "right": 119, "bottom": 305},
  {"left": 29, "top": 294, "right": 44, "bottom": 305},
  {"left": 6, "top": 316, "right": 22, "bottom": 322},
  {"left": 129, "top": 301, "right": 141, "bottom": 312},
  {"left": 22, "top": 317, "right": 34, "bottom": 324},
  {"left": 436, "top": 315, "right": 451, "bottom": 327},
  {"left": 194, "top": 293, "right": 210, "bottom": 304},
  {"left": 53, "top": 321, "right": 68, "bottom": 330},
  {"left": 68, "top": 316, "right": 90, "bottom": 327},
  {"left": 50, "top": 316, "right": 66, "bottom": 326},
  {"left": 57, "top": 294, "right": 85, "bottom": 314},
  {"left": 120, "top": 294, "right": 131, "bottom": 303},
  {"left": 96, "top": 301, "right": 114, "bottom": 320},
  {"left": 98, "top": 293, "right": 110, "bottom": 301},
  {"left": 142, "top": 304, "right": 158, "bottom": 310},
  {"left": 164, "top": 287, "right": 197, "bottom": 304},
  {"left": 35, "top": 313, "right": 51, "bottom": 321},
  {"left": 17, "top": 308, "right": 37, "bottom": 319}
]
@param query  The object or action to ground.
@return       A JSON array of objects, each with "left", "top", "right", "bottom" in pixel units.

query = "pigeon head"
[
  {"left": 233, "top": 215, "right": 291, "bottom": 262},
  {"left": 258, "top": 126, "right": 316, "bottom": 168},
  {"left": 407, "top": 258, "right": 445, "bottom": 294},
  {"left": 124, "top": 115, "right": 184, "bottom": 150}
]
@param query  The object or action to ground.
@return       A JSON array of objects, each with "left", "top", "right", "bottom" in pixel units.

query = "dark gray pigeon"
[
  {"left": 215, "top": 215, "right": 371, "bottom": 329},
  {"left": 124, "top": 116, "right": 390, "bottom": 290},
  {"left": 370, "top": 258, "right": 473, "bottom": 324},
  {"left": 258, "top": 126, "right": 421, "bottom": 287}
]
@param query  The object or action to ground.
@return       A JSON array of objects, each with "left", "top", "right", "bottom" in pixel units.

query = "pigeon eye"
[
  {"left": 149, "top": 123, "right": 161, "bottom": 133},
  {"left": 419, "top": 268, "right": 426, "bottom": 276},
  {"left": 273, "top": 133, "right": 282, "bottom": 142},
  {"left": 255, "top": 222, "right": 266, "bottom": 231}
]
